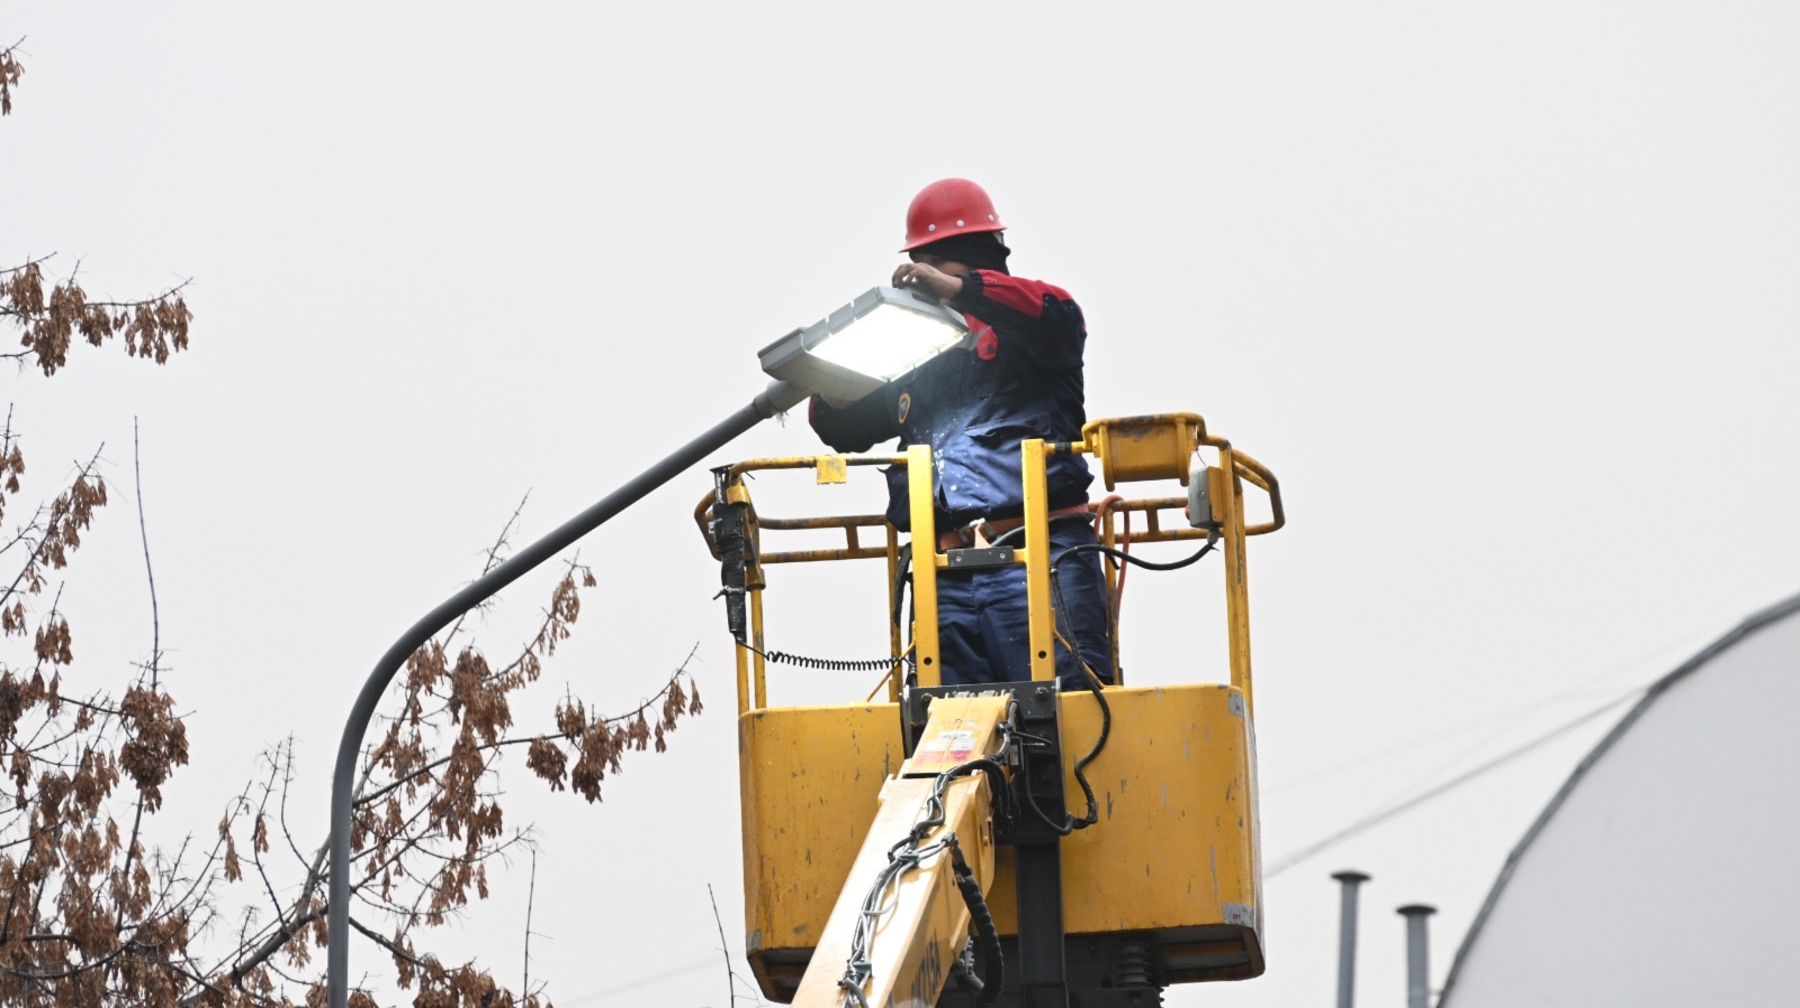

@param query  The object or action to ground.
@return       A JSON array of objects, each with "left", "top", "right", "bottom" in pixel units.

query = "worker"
[{"left": 809, "top": 178, "right": 1112, "bottom": 689}]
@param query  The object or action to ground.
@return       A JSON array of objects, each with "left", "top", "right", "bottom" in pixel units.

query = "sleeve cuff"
[{"left": 947, "top": 269, "right": 989, "bottom": 313}]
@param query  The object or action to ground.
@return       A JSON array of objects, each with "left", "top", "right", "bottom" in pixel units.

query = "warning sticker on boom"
[{"left": 913, "top": 730, "right": 976, "bottom": 767}]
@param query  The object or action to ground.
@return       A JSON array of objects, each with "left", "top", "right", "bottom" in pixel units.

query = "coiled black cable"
[
  {"left": 728, "top": 633, "right": 918, "bottom": 674},
  {"left": 752, "top": 647, "right": 914, "bottom": 673}
]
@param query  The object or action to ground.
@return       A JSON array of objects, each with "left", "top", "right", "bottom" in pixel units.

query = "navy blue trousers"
[{"left": 929, "top": 519, "right": 1114, "bottom": 689}]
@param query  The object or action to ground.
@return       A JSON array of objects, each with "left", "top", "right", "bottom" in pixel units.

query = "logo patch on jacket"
[
  {"left": 975, "top": 327, "right": 999, "bottom": 360},
  {"left": 896, "top": 392, "right": 911, "bottom": 425}
]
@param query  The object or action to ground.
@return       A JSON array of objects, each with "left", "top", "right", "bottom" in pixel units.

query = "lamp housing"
[{"left": 759, "top": 286, "right": 970, "bottom": 404}]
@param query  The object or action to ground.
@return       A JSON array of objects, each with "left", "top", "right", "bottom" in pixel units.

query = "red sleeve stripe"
[{"left": 975, "top": 272, "right": 1071, "bottom": 319}]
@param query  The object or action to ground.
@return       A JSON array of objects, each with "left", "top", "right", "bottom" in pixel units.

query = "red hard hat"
[{"left": 901, "top": 178, "right": 1005, "bottom": 252}]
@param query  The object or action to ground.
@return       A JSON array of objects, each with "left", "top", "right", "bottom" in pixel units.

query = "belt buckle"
[
  {"left": 940, "top": 517, "right": 1005, "bottom": 551},
  {"left": 938, "top": 522, "right": 977, "bottom": 552}
]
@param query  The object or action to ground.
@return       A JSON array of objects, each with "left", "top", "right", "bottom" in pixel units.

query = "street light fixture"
[
  {"left": 327, "top": 286, "right": 966, "bottom": 1008},
  {"left": 760, "top": 285, "right": 970, "bottom": 403}
]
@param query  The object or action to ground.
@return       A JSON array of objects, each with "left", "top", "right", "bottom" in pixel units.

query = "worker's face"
[{"left": 909, "top": 252, "right": 972, "bottom": 276}]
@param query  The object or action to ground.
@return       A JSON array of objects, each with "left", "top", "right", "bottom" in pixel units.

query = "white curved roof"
[{"left": 1439, "top": 592, "right": 1800, "bottom": 1007}]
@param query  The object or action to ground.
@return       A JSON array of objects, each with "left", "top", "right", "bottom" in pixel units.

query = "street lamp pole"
[
  {"left": 326, "top": 284, "right": 966, "bottom": 1008},
  {"left": 326, "top": 378, "right": 806, "bottom": 1008}
]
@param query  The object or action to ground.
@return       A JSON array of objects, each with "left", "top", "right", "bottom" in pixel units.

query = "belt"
[{"left": 936, "top": 504, "right": 1091, "bottom": 553}]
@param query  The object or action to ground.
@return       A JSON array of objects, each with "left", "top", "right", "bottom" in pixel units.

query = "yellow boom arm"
[{"left": 790, "top": 694, "right": 1012, "bottom": 1007}]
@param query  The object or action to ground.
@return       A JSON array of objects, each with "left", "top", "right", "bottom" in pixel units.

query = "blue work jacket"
[{"left": 809, "top": 269, "right": 1094, "bottom": 531}]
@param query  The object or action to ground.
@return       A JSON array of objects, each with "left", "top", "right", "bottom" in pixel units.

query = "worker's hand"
[{"left": 892, "top": 262, "right": 965, "bottom": 301}]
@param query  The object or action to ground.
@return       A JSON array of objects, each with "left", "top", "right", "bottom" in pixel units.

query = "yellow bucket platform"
[{"left": 738, "top": 682, "right": 1262, "bottom": 1001}]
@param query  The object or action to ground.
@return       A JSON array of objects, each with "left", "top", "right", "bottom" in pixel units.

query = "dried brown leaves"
[
  {"left": 0, "top": 391, "right": 215, "bottom": 1006},
  {"left": 199, "top": 549, "right": 701, "bottom": 1008},
  {"left": 0, "top": 659, "right": 195, "bottom": 1007},
  {"left": 0, "top": 39, "right": 21, "bottom": 117},
  {"left": 0, "top": 254, "right": 688, "bottom": 1003},
  {"left": 2, "top": 260, "right": 192, "bottom": 376},
  {"left": 0, "top": 72, "right": 234, "bottom": 1005}
]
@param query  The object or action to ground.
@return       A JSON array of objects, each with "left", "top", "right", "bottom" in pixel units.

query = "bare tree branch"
[
  {"left": 0, "top": 402, "right": 700, "bottom": 1007},
  {"left": 709, "top": 883, "right": 736, "bottom": 1008},
  {"left": 522, "top": 850, "right": 538, "bottom": 1000}
]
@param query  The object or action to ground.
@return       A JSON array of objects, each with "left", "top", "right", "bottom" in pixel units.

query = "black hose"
[
  {"left": 1056, "top": 534, "right": 1218, "bottom": 573},
  {"left": 1044, "top": 533, "right": 1218, "bottom": 831},
  {"left": 951, "top": 842, "right": 1004, "bottom": 1005},
  {"left": 1066, "top": 661, "right": 1109, "bottom": 830},
  {"left": 891, "top": 541, "right": 912, "bottom": 637},
  {"left": 1044, "top": 551, "right": 1110, "bottom": 832}
]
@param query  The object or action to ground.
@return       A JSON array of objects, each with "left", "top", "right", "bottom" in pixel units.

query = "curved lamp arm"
[{"left": 327, "top": 379, "right": 806, "bottom": 1008}]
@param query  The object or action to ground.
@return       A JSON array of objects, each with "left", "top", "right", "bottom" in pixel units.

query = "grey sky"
[{"left": 7, "top": 2, "right": 1797, "bottom": 1005}]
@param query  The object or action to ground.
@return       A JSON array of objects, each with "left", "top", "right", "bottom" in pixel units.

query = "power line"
[
  {"left": 1267, "top": 623, "right": 1719, "bottom": 795},
  {"left": 555, "top": 955, "right": 722, "bottom": 1005},
  {"left": 1265, "top": 687, "right": 1645, "bottom": 878},
  {"left": 1265, "top": 686, "right": 1636, "bottom": 794}
]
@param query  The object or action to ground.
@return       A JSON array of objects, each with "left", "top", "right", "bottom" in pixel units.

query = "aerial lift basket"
[{"left": 697, "top": 413, "right": 1285, "bottom": 1004}]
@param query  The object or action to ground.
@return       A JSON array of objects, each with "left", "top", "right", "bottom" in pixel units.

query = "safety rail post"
[
  {"left": 739, "top": 483, "right": 770, "bottom": 711},
  {"left": 906, "top": 444, "right": 941, "bottom": 685},
  {"left": 884, "top": 526, "right": 904, "bottom": 702},
  {"left": 734, "top": 640, "right": 751, "bottom": 716},
  {"left": 1093, "top": 479, "right": 1124, "bottom": 684},
  {"left": 1216, "top": 446, "right": 1255, "bottom": 717},
  {"left": 1021, "top": 438, "right": 1056, "bottom": 682},
  {"left": 750, "top": 589, "right": 769, "bottom": 710}
]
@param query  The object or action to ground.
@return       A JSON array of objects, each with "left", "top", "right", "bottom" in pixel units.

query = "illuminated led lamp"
[{"left": 759, "top": 285, "right": 970, "bottom": 404}]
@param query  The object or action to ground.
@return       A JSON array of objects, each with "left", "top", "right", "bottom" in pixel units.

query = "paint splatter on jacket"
[{"left": 810, "top": 270, "right": 1094, "bottom": 530}]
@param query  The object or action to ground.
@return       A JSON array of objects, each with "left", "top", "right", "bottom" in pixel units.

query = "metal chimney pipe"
[
  {"left": 1397, "top": 904, "right": 1438, "bottom": 1008},
  {"left": 1330, "top": 871, "right": 1371, "bottom": 1008}
]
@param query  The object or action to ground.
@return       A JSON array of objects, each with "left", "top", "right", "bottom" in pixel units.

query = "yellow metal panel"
[
  {"left": 1050, "top": 684, "right": 1260, "bottom": 969},
  {"left": 814, "top": 455, "right": 848, "bottom": 484},
  {"left": 740, "top": 702, "right": 908, "bottom": 1000},
  {"left": 739, "top": 683, "right": 1263, "bottom": 998}
]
